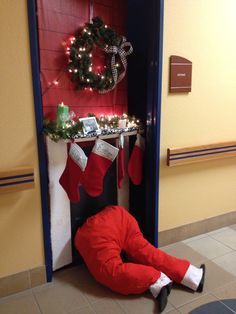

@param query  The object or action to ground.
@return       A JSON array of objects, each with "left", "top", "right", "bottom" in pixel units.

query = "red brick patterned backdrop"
[{"left": 37, "top": 0, "right": 128, "bottom": 120}]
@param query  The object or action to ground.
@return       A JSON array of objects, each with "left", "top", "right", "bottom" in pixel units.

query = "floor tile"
[
  {"left": 0, "top": 289, "right": 32, "bottom": 304},
  {"left": 79, "top": 279, "right": 117, "bottom": 304},
  {"left": 54, "top": 265, "right": 116, "bottom": 304},
  {"left": 116, "top": 294, "right": 161, "bottom": 314},
  {"left": 185, "top": 236, "right": 232, "bottom": 260},
  {"left": 111, "top": 291, "right": 175, "bottom": 314},
  {"left": 167, "top": 285, "right": 207, "bottom": 308},
  {"left": 207, "top": 227, "right": 231, "bottom": 236},
  {"left": 177, "top": 293, "right": 224, "bottom": 314},
  {"left": 212, "top": 251, "right": 236, "bottom": 277},
  {"left": 182, "top": 234, "right": 208, "bottom": 244},
  {"left": 54, "top": 264, "right": 95, "bottom": 286},
  {"left": 212, "top": 280, "right": 236, "bottom": 301},
  {"left": 33, "top": 280, "right": 89, "bottom": 314},
  {"left": 202, "top": 260, "right": 235, "bottom": 292},
  {"left": 210, "top": 228, "right": 236, "bottom": 250},
  {"left": 162, "top": 302, "right": 179, "bottom": 313},
  {"left": 230, "top": 224, "right": 236, "bottom": 231},
  {"left": 0, "top": 293, "right": 41, "bottom": 314},
  {"left": 90, "top": 299, "right": 125, "bottom": 313},
  {"left": 160, "top": 242, "right": 207, "bottom": 265},
  {"left": 68, "top": 305, "right": 95, "bottom": 314}
]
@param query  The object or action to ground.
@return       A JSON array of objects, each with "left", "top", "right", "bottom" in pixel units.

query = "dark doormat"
[{"left": 190, "top": 299, "right": 236, "bottom": 313}]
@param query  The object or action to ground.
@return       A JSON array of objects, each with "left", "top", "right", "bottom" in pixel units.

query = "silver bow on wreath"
[{"left": 101, "top": 36, "right": 133, "bottom": 94}]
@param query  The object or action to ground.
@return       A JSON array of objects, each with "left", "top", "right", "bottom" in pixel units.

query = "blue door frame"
[
  {"left": 127, "top": 0, "right": 164, "bottom": 246},
  {"left": 27, "top": 0, "right": 52, "bottom": 281},
  {"left": 146, "top": 0, "right": 164, "bottom": 247},
  {"left": 27, "top": 0, "right": 164, "bottom": 281}
]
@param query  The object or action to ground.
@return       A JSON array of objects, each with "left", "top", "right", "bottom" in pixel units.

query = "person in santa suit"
[{"left": 74, "top": 205, "right": 205, "bottom": 313}]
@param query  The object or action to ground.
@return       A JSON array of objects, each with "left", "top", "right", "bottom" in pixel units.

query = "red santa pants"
[{"left": 75, "top": 205, "right": 198, "bottom": 295}]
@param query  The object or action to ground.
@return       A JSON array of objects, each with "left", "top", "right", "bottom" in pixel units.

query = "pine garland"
[{"left": 43, "top": 114, "right": 141, "bottom": 142}]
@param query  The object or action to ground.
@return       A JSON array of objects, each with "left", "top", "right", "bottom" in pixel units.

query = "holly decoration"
[{"left": 67, "top": 16, "right": 133, "bottom": 93}]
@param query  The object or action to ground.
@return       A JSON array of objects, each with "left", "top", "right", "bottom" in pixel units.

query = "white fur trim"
[
  {"left": 149, "top": 273, "right": 172, "bottom": 298},
  {"left": 181, "top": 264, "right": 203, "bottom": 291},
  {"left": 135, "top": 134, "right": 145, "bottom": 151},
  {"left": 92, "top": 139, "right": 119, "bottom": 162},
  {"left": 69, "top": 143, "right": 87, "bottom": 171}
]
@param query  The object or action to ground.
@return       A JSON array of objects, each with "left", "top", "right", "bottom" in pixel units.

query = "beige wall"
[
  {"left": 0, "top": 1, "right": 45, "bottom": 277},
  {"left": 159, "top": 0, "right": 236, "bottom": 231}
]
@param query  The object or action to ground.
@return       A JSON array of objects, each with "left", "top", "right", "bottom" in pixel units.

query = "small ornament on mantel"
[
  {"left": 118, "top": 113, "right": 127, "bottom": 128},
  {"left": 57, "top": 102, "right": 69, "bottom": 128}
]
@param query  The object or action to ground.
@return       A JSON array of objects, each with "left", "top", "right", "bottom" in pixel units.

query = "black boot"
[
  {"left": 197, "top": 264, "right": 206, "bottom": 292},
  {"left": 156, "top": 283, "right": 172, "bottom": 312}
]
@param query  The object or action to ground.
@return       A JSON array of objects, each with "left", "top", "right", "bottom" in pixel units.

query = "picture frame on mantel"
[{"left": 79, "top": 116, "right": 101, "bottom": 135}]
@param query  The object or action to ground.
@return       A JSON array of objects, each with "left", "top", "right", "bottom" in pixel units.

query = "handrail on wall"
[
  {"left": 167, "top": 141, "right": 236, "bottom": 167},
  {"left": 0, "top": 166, "right": 34, "bottom": 193}
]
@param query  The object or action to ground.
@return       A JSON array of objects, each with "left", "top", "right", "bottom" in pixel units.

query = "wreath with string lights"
[{"left": 66, "top": 16, "right": 133, "bottom": 93}]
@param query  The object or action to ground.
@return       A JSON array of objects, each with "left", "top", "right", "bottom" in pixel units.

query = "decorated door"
[{"left": 28, "top": 0, "right": 163, "bottom": 280}]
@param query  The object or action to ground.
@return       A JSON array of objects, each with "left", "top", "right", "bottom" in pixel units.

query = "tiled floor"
[{"left": 1, "top": 225, "right": 236, "bottom": 314}]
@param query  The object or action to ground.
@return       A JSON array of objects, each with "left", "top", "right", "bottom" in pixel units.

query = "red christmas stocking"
[
  {"left": 118, "top": 134, "right": 125, "bottom": 189},
  {"left": 82, "top": 139, "right": 119, "bottom": 197},
  {"left": 128, "top": 134, "right": 145, "bottom": 185},
  {"left": 59, "top": 143, "right": 87, "bottom": 203}
]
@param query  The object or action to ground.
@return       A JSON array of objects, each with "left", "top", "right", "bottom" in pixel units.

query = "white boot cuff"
[
  {"left": 149, "top": 272, "right": 172, "bottom": 298},
  {"left": 181, "top": 264, "right": 203, "bottom": 291}
]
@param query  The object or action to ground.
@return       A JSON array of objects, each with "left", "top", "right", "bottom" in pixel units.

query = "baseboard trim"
[
  {"left": 158, "top": 210, "right": 236, "bottom": 247},
  {"left": 0, "top": 266, "right": 46, "bottom": 298}
]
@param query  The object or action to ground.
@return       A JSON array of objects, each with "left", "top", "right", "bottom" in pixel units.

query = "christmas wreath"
[{"left": 67, "top": 16, "right": 133, "bottom": 93}]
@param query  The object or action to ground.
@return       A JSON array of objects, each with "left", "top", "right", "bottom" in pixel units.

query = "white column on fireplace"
[{"left": 46, "top": 138, "right": 72, "bottom": 270}]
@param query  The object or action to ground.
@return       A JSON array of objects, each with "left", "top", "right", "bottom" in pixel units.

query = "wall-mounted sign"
[{"left": 169, "top": 56, "right": 192, "bottom": 93}]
